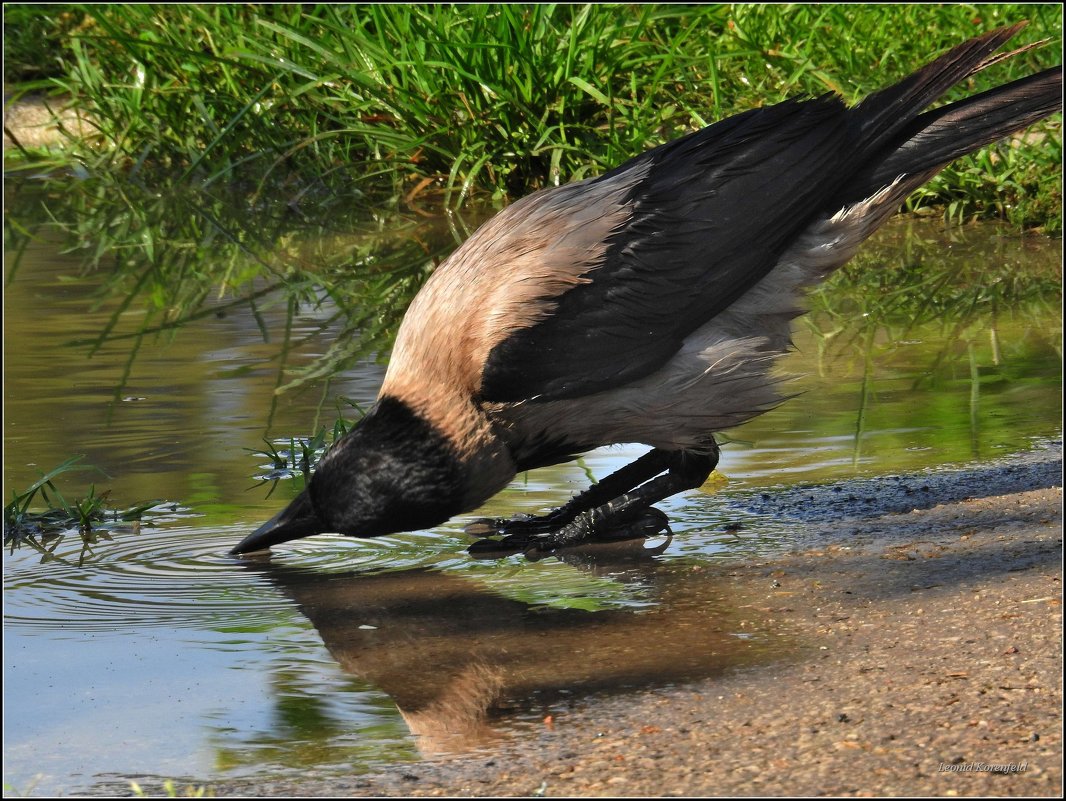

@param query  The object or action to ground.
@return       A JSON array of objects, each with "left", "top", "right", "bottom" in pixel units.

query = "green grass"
[
  {"left": 4, "top": 3, "right": 1061, "bottom": 226},
  {"left": 246, "top": 400, "right": 364, "bottom": 492},
  {"left": 3, "top": 456, "right": 163, "bottom": 564}
]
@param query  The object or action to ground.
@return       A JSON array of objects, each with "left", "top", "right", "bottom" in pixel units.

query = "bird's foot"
[
  {"left": 528, "top": 506, "right": 671, "bottom": 551},
  {"left": 467, "top": 506, "right": 671, "bottom": 559},
  {"left": 465, "top": 509, "right": 572, "bottom": 558},
  {"left": 463, "top": 510, "right": 568, "bottom": 538}
]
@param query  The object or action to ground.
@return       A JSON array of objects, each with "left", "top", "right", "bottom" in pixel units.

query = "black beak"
[{"left": 230, "top": 489, "right": 324, "bottom": 555}]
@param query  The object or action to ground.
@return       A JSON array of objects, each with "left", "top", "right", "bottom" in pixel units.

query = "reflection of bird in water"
[
  {"left": 239, "top": 551, "right": 766, "bottom": 756},
  {"left": 231, "top": 24, "right": 1062, "bottom": 558},
  {"left": 397, "top": 661, "right": 506, "bottom": 755}
]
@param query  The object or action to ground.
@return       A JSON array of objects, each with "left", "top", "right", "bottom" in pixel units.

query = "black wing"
[
  {"left": 478, "top": 25, "right": 1026, "bottom": 404},
  {"left": 479, "top": 96, "right": 849, "bottom": 403}
]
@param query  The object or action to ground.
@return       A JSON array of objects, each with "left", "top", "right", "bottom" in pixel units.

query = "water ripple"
[
  {"left": 2, "top": 519, "right": 467, "bottom": 633},
  {"left": 5, "top": 524, "right": 292, "bottom": 632}
]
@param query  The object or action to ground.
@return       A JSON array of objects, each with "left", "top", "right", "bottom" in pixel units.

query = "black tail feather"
[
  {"left": 841, "top": 65, "right": 1062, "bottom": 206},
  {"left": 851, "top": 22, "right": 1030, "bottom": 151}
]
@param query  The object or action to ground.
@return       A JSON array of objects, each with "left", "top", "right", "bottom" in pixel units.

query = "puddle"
[
  {"left": 235, "top": 556, "right": 784, "bottom": 756},
  {"left": 3, "top": 179, "right": 1062, "bottom": 794},
  {"left": 3, "top": 515, "right": 787, "bottom": 794}
]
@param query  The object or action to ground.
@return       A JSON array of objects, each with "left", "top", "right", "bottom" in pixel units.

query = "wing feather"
[
  {"left": 479, "top": 96, "right": 850, "bottom": 402},
  {"left": 477, "top": 24, "right": 1034, "bottom": 404}
]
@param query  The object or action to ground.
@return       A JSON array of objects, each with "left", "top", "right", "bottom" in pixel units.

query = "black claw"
[
  {"left": 466, "top": 529, "right": 541, "bottom": 557},
  {"left": 464, "top": 503, "right": 582, "bottom": 543},
  {"left": 599, "top": 506, "right": 671, "bottom": 540},
  {"left": 464, "top": 517, "right": 508, "bottom": 537},
  {"left": 467, "top": 538, "right": 525, "bottom": 558},
  {"left": 522, "top": 546, "right": 554, "bottom": 563},
  {"left": 464, "top": 511, "right": 567, "bottom": 538},
  {"left": 471, "top": 506, "right": 673, "bottom": 561}
]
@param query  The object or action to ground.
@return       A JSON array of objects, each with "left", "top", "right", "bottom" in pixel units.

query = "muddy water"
[{"left": 2, "top": 209, "right": 1061, "bottom": 794}]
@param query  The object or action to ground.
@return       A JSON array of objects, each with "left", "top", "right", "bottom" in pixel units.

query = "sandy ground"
[
  {"left": 3, "top": 94, "right": 91, "bottom": 151},
  {"left": 198, "top": 443, "right": 1062, "bottom": 799}
]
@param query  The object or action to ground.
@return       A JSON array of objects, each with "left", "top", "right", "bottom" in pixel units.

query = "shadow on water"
[{"left": 232, "top": 544, "right": 784, "bottom": 759}]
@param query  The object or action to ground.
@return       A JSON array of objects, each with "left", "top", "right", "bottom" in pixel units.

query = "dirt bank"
[{"left": 195, "top": 442, "right": 1063, "bottom": 798}]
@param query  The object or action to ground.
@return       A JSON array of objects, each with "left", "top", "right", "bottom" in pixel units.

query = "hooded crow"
[{"left": 231, "top": 23, "right": 1062, "bottom": 557}]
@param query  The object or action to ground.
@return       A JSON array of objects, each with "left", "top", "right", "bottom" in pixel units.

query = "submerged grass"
[
  {"left": 4, "top": 4, "right": 1061, "bottom": 226},
  {"left": 3, "top": 456, "right": 163, "bottom": 564},
  {"left": 247, "top": 400, "right": 364, "bottom": 493}
]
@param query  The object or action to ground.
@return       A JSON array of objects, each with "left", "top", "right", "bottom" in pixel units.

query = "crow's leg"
[
  {"left": 465, "top": 448, "right": 673, "bottom": 538},
  {"left": 526, "top": 447, "right": 717, "bottom": 552},
  {"left": 466, "top": 447, "right": 675, "bottom": 542},
  {"left": 468, "top": 442, "right": 718, "bottom": 555}
]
